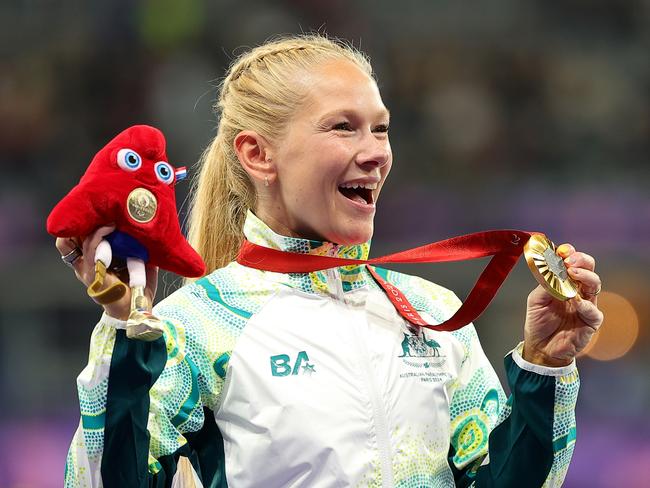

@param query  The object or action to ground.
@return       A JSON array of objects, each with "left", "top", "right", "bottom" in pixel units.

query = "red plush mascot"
[{"left": 47, "top": 125, "right": 206, "bottom": 340}]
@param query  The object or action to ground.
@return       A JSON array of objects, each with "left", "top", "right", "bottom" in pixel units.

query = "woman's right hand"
[{"left": 55, "top": 225, "right": 159, "bottom": 321}]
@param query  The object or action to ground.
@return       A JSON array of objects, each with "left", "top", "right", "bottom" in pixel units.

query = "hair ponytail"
[{"left": 187, "top": 130, "right": 255, "bottom": 274}]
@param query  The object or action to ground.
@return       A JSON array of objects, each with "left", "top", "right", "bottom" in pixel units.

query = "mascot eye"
[
  {"left": 117, "top": 149, "right": 142, "bottom": 171},
  {"left": 154, "top": 162, "right": 174, "bottom": 184}
]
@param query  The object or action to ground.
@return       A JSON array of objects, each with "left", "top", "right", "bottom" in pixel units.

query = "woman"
[{"left": 56, "top": 35, "right": 603, "bottom": 487}]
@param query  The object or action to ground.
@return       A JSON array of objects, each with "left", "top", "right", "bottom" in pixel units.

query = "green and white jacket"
[{"left": 65, "top": 211, "right": 579, "bottom": 488}]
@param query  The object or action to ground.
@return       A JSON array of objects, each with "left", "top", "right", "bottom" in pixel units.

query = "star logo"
[{"left": 302, "top": 363, "right": 316, "bottom": 376}]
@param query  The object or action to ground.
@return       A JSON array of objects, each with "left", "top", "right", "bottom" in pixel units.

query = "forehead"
[{"left": 298, "top": 59, "right": 388, "bottom": 119}]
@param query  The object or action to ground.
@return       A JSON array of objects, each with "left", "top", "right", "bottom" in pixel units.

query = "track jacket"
[{"left": 65, "top": 211, "right": 579, "bottom": 487}]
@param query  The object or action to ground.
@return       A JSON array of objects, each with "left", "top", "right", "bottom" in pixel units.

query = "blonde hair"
[{"left": 186, "top": 34, "right": 373, "bottom": 274}]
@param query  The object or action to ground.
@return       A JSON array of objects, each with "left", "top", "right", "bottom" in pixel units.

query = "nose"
[{"left": 355, "top": 133, "right": 391, "bottom": 169}]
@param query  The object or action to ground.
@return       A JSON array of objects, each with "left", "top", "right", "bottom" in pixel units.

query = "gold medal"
[
  {"left": 127, "top": 187, "right": 157, "bottom": 223},
  {"left": 524, "top": 234, "right": 579, "bottom": 300}
]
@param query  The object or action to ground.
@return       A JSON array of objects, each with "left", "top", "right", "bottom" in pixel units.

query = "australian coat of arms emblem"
[{"left": 398, "top": 328, "right": 447, "bottom": 370}]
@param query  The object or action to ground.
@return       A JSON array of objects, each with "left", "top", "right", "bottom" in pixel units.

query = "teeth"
[{"left": 339, "top": 182, "right": 378, "bottom": 190}]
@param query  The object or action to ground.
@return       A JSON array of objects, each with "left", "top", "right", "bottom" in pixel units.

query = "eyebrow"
[{"left": 317, "top": 107, "right": 391, "bottom": 123}]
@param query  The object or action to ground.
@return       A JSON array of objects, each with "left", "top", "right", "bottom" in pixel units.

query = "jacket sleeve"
[
  {"left": 448, "top": 329, "right": 579, "bottom": 488},
  {"left": 64, "top": 313, "right": 210, "bottom": 488}
]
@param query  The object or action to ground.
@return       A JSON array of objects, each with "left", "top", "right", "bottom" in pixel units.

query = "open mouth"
[{"left": 338, "top": 183, "right": 376, "bottom": 205}]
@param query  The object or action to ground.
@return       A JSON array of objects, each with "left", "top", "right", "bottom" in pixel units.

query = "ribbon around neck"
[{"left": 236, "top": 230, "right": 541, "bottom": 332}]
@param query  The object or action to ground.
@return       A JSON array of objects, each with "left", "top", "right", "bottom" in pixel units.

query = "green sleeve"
[
  {"left": 449, "top": 339, "right": 579, "bottom": 488},
  {"left": 64, "top": 315, "right": 227, "bottom": 487}
]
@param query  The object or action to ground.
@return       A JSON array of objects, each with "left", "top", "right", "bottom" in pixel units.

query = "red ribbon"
[{"left": 236, "top": 230, "right": 540, "bottom": 332}]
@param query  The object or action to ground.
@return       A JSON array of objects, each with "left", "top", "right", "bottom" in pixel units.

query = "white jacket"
[{"left": 65, "top": 211, "right": 579, "bottom": 487}]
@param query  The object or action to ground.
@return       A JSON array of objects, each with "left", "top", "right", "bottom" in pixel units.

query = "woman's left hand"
[{"left": 522, "top": 244, "right": 604, "bottom": 367}]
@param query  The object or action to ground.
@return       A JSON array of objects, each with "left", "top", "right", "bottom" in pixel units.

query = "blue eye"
[
  {"left": 154, "top": 161, "right": 174, "bottom": 184},
  {"left": 117, "top": 148, "right": 142, "bottom": 171}
]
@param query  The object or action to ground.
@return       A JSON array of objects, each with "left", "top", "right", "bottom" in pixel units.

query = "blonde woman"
[{"left": 56, "top": 35, "right": 603, "bottom": 487}]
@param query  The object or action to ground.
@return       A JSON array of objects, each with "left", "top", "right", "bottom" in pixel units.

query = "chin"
[{"left": 333, "top": 224, "right": 373, "bottom": 245}]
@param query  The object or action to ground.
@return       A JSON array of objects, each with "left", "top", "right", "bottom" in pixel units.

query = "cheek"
[{"left": 320, "top": 135, "right": 356, "bottom": 157}]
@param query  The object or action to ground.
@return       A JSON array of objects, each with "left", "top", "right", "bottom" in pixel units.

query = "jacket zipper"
[
  {"left": 350, "top": 313, "right": 395, "bottom": 488},
  {"left": 326, "top": 259, "right": 394, "bottom": 487}
]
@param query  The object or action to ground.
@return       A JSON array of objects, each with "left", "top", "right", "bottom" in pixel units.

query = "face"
[{"left": 259, "top": 59, "right": 392, "bottom": 245}]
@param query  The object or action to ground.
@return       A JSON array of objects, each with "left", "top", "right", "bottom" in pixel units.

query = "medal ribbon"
[{"left": 237, "top": 230, "right": 541, "bottom": 332}]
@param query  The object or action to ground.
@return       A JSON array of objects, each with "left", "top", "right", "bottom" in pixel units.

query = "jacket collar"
[{"left": 242, "top": 210, "right": 371, "bottom": 294}]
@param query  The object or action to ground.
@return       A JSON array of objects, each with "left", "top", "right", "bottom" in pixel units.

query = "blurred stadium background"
[{"left": 1, "top": 1, "right": 648, "bottom": 487}]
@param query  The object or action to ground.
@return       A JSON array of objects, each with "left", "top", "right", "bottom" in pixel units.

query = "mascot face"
[
  {"left": 108, "top": 146, "right": 185, "bottom": 225},
  {"left": 83, "top": 126, "right": 185, "bottom": 228},
  {"left": 47, "top": 125, "right": 205, "bottom": 277}
]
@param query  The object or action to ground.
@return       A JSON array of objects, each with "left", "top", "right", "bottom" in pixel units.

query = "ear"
[{"left": 233, "top": 130, "right": 276, "bottom": 185}]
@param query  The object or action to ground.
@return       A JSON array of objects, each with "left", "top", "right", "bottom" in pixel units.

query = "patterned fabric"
[
  {"left": 65, "top": 211, "right": 580, "bottom": 487},
  {"left": 243, "top": 209, "right": 371, "bottom": 294}
]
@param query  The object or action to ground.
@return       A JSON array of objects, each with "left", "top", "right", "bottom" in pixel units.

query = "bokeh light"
[{"left": 580, "top": 292, "right": 639, "bottom": 361}]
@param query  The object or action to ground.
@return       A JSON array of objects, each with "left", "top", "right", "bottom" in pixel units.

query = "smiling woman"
[
  {"left": 59, "top": 34, "right": 603, "bottom": 488},
  {"left": 235, "top": 58, "right": 392, "bottom": 245},
  {"left": 187, "top": 36, "right": 385, "bottom": 272}
]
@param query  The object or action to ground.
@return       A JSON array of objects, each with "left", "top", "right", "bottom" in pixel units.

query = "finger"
[
  {"left": 567, "top": 267, "right": 601, "bottom": 302},
  {"left": 556, "top": 243, "right": 575, "bottom": 259},
  {"left": 567, "top": 267, "right": 601, "bottom": 288},
  {"left": 55, "top": 237, "right": 86, "bottom": 277},
  {"left": 573, "top": 297, "right": 604, "bottom": 331},
  {"left": 564, "top": 251, "right": 596, "bottom": 272},
  {"left": 55, "top": 236, "right": 80, "bottom": 255}
]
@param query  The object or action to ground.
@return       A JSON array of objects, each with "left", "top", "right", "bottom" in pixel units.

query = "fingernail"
[
  {"left": 570, "top": 267, "right": 580, "bottom": 274},
  {"left": 565, "top": 256, "right": 576, "bottom": 265}
]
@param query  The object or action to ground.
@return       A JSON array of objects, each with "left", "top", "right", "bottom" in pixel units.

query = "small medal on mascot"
[{"left": 47, "top": 125, "right": 206, "bottom": 341}]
